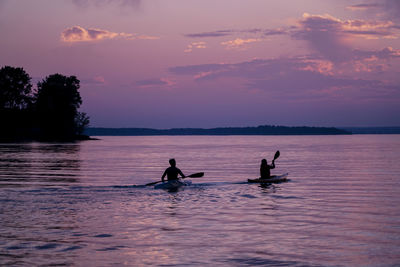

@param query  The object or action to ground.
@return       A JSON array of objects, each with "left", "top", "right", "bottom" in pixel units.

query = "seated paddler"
[
  {"left": 260, "top": 158, "right": 275, "bottom": 179},
  {"left": 162, "top": 158, "right": 185, "bottom": 182}
]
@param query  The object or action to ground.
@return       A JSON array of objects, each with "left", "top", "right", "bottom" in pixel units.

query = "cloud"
[
  {"left": 184, "top": 42, "right": 207, "bottom": 53},
  {"left": 61, "top": 26, "right": 130, "bottom": 42},
  {"left": 81, "top": 76, "right": 107, "bottom": 85},
  {"left": 184, "top": 28, "right": 288, "bottom": 39},
  {"left": 292, "top": 14, "right": 352, "bottom": 62},
  {"left": 220, "top": 38, "right": 260, "bottom": 50},
  {"left": 346, "top": 3, "right": 382, "bottom": 11},
  {"left": 169, "top": 55, "right": 399, "bottom": 102},
  {"left": 135, "top": 78, "right": 174, "bottom": 88},
  {"left": 291, "top": 13, "right": 399, "bottom": 63},
  {"left": 350, "top": 47, "right": 400, "bottom": 72},
  {"left": 170, "top": 57, "right": 330, "bottom": 81},
  {"left": 342, "top": 20, "right": 396, "bottom": 38},
  {"left": 173, "top": 46, "right": 400, "bottom": 79},
  {"left": 353, "top": 46, "right": 400, "bottom": 60},
  {"left": 382, "top": 0, "right": 400, "bottom": 20},
  {"left": 61, "top": 26, "right": 158, "bottom": 42},
  {"left": 347, "top": 1, "right": 400, "bottom": 22},
  {"left": 263, "top": 28, "right": 288, "bottom": 36},
  {"left": 71, "top": 0, "right": 140, "bottom": 8},
  {"left": 136, "top": 35, "right": 160, "bottom": 40},
  {"left": 184, "top": 28, "right": 284, "bottom": 52},
  {"left": 93, "top": 76, "right": 106, "bottom": 84},
  {"left": 184, "top": 30, "right": 233, "bottom": 38}
]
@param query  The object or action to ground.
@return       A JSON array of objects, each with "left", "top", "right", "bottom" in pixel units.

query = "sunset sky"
[{"left": 1, "top": 0, "right": 400, "bottom": 128}]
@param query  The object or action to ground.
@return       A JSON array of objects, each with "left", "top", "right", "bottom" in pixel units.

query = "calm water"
[{"left": 1, "top": 135, "right": 400, "bottom": 266}]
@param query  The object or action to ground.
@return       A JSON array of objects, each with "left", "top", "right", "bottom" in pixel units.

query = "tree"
[
  {"left": 0, "top": 66, "right": 34, "bottom": 141},
  {"left": 75, "top": 111, "right": 90, "bottom": 135},
  {"left": 35, "top": 74, "right": 85, "bottom": 139},
  {"left": 0, "top": 66, "right": 33, "bottom": 110}
]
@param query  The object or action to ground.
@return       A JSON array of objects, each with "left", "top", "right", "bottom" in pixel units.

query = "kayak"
[
  {"left": 154, "top": 179, "right": 192, "bottom": 190},
  {"left": 248, "top": 173, "right": 289, "bottom": 184}
]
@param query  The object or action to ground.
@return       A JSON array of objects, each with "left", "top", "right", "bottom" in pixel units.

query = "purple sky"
[{"left": 1, "top": 0, "right": 400, "bottom": 128}]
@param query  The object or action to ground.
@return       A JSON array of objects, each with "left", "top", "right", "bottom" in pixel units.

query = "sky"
[{"left": 1, "top": 0, "right": 400, "bottom": 128}]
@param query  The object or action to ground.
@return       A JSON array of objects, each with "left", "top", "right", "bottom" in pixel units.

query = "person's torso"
[
  {"left": 166, "top": 166, "right": 181, "bottom": 180},
  {"left": 260, "top": 165, "right": 271, "bottom": 178}
]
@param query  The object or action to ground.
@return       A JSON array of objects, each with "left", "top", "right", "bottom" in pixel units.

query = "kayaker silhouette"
[
  {"left": 260, "top": 158, "right": 275, "bottom": 179},
  {"left": 260, "top": 150, "right": 280, "bottom": 179},
  {"left": 162, "top": 158, "right": 185, "bottom": 182}
]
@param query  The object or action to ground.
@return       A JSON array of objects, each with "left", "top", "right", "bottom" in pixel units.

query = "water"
[{"left": 1, "top": 135, "right": 400, "bottom": 266}]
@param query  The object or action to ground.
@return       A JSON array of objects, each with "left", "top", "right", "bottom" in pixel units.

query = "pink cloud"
[
  {"left": 184, "top": 42, "right": 207, "bottom": 53},
  {"left": 81, "top": 76, "right": 107, "bottom": 86},
  {"left": 220, "top": 38, "right": 260, "bottom": 50},
  {"left": 61, "top": 26, "right": 158, "bottom": 42},
  {"left": 346, "top": 3, "right": 382, "bottom": 11},
  {"left": 169, "top": 56, "right": 399, "bottom": 103},
  {"left": 61, "top": 26, "right": 131, "bottom": 42},
  {"left": 292, "top": 13, "right": 399, "bottom": 62},
  {"left": 353, "top": 46, "right": 400, "bottom": 60},
  {"left": 347, "top": 1, "right": 400, "bottom": 22},
  {"left": 93, "top": 76, "right": 106, "bottom": 84}
]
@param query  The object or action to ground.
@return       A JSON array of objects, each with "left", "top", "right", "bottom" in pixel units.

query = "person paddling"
[
  {"left": 260, "top": 158, "right": 275, "bottom": 179},
  {"left": 162, "top": 158, "right": 185, "bottom": 182},
  {"left": 260, "top": 151, "right": 280, "bottom": 179}
]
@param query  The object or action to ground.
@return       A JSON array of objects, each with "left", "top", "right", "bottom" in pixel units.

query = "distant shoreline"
[
  {"left": 84, "top": 125, "right": 352, "bottom": 136},
  {"left": 340, "top": 127, "right": 400, "bottom": 135},
  {"left": 84, "top": 126, "right": 400, "bottom": 136}
]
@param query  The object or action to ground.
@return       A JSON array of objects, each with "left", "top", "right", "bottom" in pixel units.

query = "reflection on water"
[
  {"left": 0, "top": 143, "right": 81, "bottom": 187},
  {"left": 0, "top": 135, "right": 400, "bottom": 266}
]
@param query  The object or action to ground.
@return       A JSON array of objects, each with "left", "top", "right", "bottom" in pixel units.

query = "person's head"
[
  {"left": 261, "top": 159, "right": 267, "bottom": 165},
  {"left": 169, "top": 158, "right": 176, "bottom": 167}
]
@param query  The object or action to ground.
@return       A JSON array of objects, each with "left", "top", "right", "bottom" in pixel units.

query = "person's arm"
[
  {"left": 271, "top": 160, "right": 275, "bottom": 169},
  {"left": 178, "top": 168, "right": 185, "bottom": 178},
  {"left": 161, "top": 169, "right": 167, "bottom": 182}
]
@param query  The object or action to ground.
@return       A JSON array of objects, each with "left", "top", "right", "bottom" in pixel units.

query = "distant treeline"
[
  {"left": 85, "top": 125, "right": 351, "bottom": 136},
  {"left": 0, "top": 66, "right": 90, "bottom": 142},
  {"left": 341, "top": 127, "right": 400, "bottom": 134}
]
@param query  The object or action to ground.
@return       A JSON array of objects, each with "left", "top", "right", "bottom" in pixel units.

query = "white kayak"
[
  {"left": 154, "top": 180, "right": 192, "bottom": 190},
  {"left": 248, "top": 173, "right": 289, "bottom": 183}
]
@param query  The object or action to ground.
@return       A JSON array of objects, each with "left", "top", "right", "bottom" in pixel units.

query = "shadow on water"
[{"left": 0, "top": 143, "right": 81, "bottom": 187}]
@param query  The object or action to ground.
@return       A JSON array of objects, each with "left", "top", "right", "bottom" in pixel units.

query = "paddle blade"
[
  {"left": 187, "top": 172, "right": 204, "bottom": 178},
  {"left": 273, "top": 150, "right": 280, "bottom": 160}
]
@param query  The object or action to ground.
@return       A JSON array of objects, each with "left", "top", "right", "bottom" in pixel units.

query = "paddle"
[
  {"left": 273, "top": 150, "right": 280, "bottom": 161},
  {"left": 145, "top": 172, "right": 204, "bottom": 186}
]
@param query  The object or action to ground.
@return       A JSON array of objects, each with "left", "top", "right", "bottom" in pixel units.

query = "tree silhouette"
[
  {"left": 35, "top": 74, "right": 84, "bottom": 139},
  {"left": 0, "top": 66, "right": 91, "bottom": 141},
  {"left": 75, "top": 111, "right": 90, "bottom": 135},
  {"left": 0, "top": 66, "right": 34, "bottom": 140},
  {"left": 0, "top": 66, "right": 33, "bottom": 110}
]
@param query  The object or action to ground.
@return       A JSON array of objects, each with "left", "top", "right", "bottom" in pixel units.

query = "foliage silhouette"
[
  {"left": 0, "top": 66, "right": 90, "bottom": 141},
  {"left": 0, "top": 66, "right": 35, "bottom": 140},
  {"left": 0, "top": 66, "right": 33, "bottom": 110},
  {"left": 35, "top": 74, "right": 86, "bottom": 140},
  {"left": 75, "top": 111, "right": 90, "bottom": 135}
]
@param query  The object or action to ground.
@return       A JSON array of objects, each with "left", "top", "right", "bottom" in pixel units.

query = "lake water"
[{"left": 1, "top": 135, "right": 400, "bottom": 266}]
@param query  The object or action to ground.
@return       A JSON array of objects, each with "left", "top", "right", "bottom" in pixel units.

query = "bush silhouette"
[
  {"left": 1, "top": 66, "right": 90, "bottom": 141},
  {"left": 35, "top": 73, "right": 86, "bottom": 139},
  {"left": 0, "top": 66, "right": 33, "bottom": 110}
]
